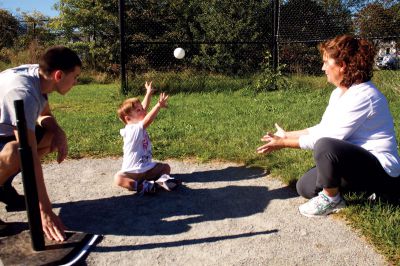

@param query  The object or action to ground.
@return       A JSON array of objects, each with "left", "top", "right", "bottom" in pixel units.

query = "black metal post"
[
  {"left": 272, "top": 0, "right": 279, "bottom": 71},
  {"left": 14, "top": 100, "right": 45, "bottom": 251},
  {"left": 119, "top": 0, "right": 127, "bottom": 95}
]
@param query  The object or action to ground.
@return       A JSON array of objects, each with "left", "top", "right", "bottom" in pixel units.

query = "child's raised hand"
[
  {"left": 145, "top": 81, "right": 155, "bottom": 95},
  {"left": 158, "top": 92, "right": 169, "bottom": 108}
]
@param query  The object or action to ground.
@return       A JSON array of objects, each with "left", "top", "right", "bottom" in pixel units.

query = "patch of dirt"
[{"left": 1, "top": 158, "right": 387, "bottom": 265}]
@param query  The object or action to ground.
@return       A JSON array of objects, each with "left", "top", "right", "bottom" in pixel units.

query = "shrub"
[
  {"left": 125, "top": 70, "right": 249, "bottom": 95},
  {"left": 249, "top": 51, "right": 291, "bottom": 92}
]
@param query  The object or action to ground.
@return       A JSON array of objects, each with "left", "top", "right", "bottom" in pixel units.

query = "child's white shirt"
[{"left": 120, "top": 121, "right": 156, "bottom": 173}]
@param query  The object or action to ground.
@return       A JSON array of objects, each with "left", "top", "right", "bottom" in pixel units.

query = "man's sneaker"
[
  {"left": 155, "top": 174, "right": 181, "bottom": 191},
  {"left": 0, "top": 185, "right": 26, "bottom": 212},
  {"left": 299, "top": 192, "right": 346, "bottom": 217},
  {"left": 138, "top": 180, "right": 156, "bottom": 195}
]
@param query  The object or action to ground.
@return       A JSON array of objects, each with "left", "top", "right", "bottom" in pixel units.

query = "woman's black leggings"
[{"left": 296, "top": 137, "right": 400, "bottom": 199}]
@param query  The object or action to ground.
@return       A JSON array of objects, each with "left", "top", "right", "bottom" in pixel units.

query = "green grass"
[
  {"left": 49, "top": 72, "right": 400, "bottom": 265},
  {"left": 342, "top": 195, "right": 400, "bottom": 264},
  {"left": 127, "top": 70, "right": 251, "bottom": 94}
]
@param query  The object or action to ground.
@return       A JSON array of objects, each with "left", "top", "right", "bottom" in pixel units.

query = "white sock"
[{"left": 324, "top": 192, "right": 341, "bottom": 203}]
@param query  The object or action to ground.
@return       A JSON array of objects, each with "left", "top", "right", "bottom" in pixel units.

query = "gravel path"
[{"left": 1, "top": 157, "right": 387, "bottom": 265}]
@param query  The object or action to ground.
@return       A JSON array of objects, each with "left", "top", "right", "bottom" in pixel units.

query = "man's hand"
[
  {"left": 158, "top": 92, "right": 169, "bottom": 108},
  {"left": 145, "top": 81, "right": 155, "bottom": 95},
  {"left": 41, "top": 209, "right": 66, "bottom": 242},
  {"left": 51, "top": 128, "right": 68, "bottom": 163}
]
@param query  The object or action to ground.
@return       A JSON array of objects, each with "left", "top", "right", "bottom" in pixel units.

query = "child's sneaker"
[
  {"left": 155, "top": 174, "right": 181, "bottom": 191},
  {"left": 138, "top": 180, "right": 156, "bottom": 195},
  {"left": 299, "top": 192, "right": 346, "bottom": 217}
]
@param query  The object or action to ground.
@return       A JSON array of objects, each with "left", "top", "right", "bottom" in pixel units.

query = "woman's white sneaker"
[{"left": 299, "top": 192, "right": 346, "bottom": 217}]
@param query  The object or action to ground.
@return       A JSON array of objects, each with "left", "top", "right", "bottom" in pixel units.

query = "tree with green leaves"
[
  {"left": 354, "top": 1, "right": 400, "bottom": 38},
  {"left": 278, "top": 0, "right": 353, "bottom": 75},
  {"left": 52, "top": 0, "right": 274, "bottom": 75},
  {"left": 280, "top": 0, "right": 352, "bottom": 42},
  {"left": 16, "top": 12, "right": 55, "bottom": 50},
  {"left": 48, "top": 0, "right": 398, "bottom": 76},
  {"left": 188, "top": 0, "right": 272, "bottom": 75},
  {"left": 52, "top": 0, "right": 120, "bottom": 71},
  {"left": 0, "top": 9, "right": 19, "bottom": 49}
]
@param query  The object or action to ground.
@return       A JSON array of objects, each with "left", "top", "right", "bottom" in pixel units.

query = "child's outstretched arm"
[
  {"left": 142, "top": 81, "right": 155, "bottom": 111},
  {"left": 142, "top": 92, "right": 169, "bottom": 129}
]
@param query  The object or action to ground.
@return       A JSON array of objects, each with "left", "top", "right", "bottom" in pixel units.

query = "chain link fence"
[
  {"left": 278, "top": 0, "right": 400, "bottom": 75},
  {"left": 120, "top": 0, "right": 399, "bottom": 93},
  {"left": 2, "top": 0, "right": 399, "bottom": 93}
]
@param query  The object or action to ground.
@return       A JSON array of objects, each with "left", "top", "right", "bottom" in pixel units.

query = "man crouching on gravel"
[{"left": 0, "top": 46, "right": 81, "bottom": 241}]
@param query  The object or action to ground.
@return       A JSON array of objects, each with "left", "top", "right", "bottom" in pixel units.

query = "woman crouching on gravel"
[{"left": 257, "top": 34, "right": 400, "bottom": 217}]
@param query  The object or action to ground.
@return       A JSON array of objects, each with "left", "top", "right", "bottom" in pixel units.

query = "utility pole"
[
  {"left": 119, "top": 0, "right": 127, "bottom": 94},
  {"left": 272, "top": 0, "right": 279, "bottom": 72}
]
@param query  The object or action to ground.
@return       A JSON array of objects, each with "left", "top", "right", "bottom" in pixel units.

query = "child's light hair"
[{"left": 117, "top": 98, "right": 141, "bottom": 124}]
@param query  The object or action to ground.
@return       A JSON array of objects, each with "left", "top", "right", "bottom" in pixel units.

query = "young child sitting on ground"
[{"left": 114, "top": 81, "right": 180, "bottom": 194}]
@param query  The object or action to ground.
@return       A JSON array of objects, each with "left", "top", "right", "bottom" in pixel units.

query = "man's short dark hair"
[{"left": 39, "top": 46, "right": 82, "bottom": 75}]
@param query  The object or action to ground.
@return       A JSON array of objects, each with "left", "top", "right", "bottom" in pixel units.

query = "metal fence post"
[
  {"left": 272, "top": 0, "right": 279, "bottom": 72},
  {"left": 119, "top": 0, "right": 128, "bottom": 95}
]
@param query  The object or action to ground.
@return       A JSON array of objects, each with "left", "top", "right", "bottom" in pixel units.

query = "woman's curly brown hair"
[{"left": 319, "top": 35, "right": 376, "bottom": 88}]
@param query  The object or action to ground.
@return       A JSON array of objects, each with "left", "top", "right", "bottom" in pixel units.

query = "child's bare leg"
[
  {"left": 114, "top": 163, "right": 170, "bottom": 191},
  {"left": 113, "top": 172, "right": 144, "bottom": 191},
  {"left": 143, "top": 163, "right": 171, "bottom": 181}
]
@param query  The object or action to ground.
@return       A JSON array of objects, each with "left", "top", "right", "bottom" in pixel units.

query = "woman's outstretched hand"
[
  {"left": 256, "top": 133, "right": 284, "bottom": 154},
  {"left": 273, "top": 123, "right": 287, "bottom": 138},
  {"left": 256, "top": 123, "right": 286, "bottom": 154}
]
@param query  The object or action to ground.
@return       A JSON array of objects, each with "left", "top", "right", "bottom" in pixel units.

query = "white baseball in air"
[{"left": 174, "top": 47, "right": 185, "bottom": 59}]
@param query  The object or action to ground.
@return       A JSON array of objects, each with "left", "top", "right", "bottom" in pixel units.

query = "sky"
[{"left": 0, "top": 0, "right": 59, "bottom": 17}]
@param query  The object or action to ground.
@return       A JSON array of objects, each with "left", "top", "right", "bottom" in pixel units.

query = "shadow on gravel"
[
  {"left": 93, "top": 230, "right": 279, "bottom": 252},
  {"left": 0, "top": 222, "right": 29, "bottom": 237},
  {"left": 175, "top": 165, "right": 267, "bottom": 183},
  {"left": 55, "top": 165, "right": 297, "bottom": 239}
]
